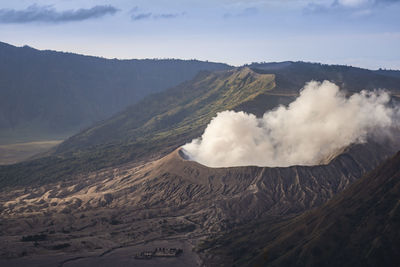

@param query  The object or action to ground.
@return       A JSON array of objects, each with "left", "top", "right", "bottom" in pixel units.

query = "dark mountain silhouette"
[
  {"left": 204, "top": 150, "right": 400, "bottom": 267},
  {"left": 250, "top": 61, "right": 400, "bottom": 95},
  {"left": 0, "top": 41, "right": 229, "bottom": 143},
  {"left": 375, "top": 69, "right": 400, "bottom": 79}
]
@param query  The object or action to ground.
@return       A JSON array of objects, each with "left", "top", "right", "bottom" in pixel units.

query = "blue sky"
[{"left": 0, "top": 0, "right": 399, "bottom": 69}]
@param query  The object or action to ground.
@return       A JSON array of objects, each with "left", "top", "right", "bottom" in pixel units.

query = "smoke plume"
[{"left": 182, "top": 80, "right": 399, "bottom": 167}]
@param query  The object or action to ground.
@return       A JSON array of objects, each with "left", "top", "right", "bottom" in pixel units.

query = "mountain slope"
[
  {"left": 56, "top": 67, "right": 276, "bottom": 152},
  {"left": 204, "top": 150, "right": 400, "bottom": 267},
  {"left": 0, "top": 41, "right": 229, "bottom": 143},
  {"left": 0, "top": 67, "right": 278, "bottom": 187}
]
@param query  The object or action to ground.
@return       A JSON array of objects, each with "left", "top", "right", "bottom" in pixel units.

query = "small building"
[
  {"left": 134, "top": 251, "right": 154, "bottom": 259},
  {"left": 134, "top": 247, "right": 183, "bottom": 259}
]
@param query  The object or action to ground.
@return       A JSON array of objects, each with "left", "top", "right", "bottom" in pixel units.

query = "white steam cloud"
[{"left": 182, "top": 80, "right": 399, "bottom": 167}]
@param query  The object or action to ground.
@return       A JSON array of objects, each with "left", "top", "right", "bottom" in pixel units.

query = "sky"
[{"left": 0, "top": 0, "right": 399, "bottom": 69}]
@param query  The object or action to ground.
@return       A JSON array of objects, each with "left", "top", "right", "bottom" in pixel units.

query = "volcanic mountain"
[{"left": 1, "top": 64, "right": 400, "bottom": 188}]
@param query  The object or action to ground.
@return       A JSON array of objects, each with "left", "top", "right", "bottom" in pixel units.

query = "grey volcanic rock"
[{"left": 243, "top": 151, "right": 400, "bottom": 267}]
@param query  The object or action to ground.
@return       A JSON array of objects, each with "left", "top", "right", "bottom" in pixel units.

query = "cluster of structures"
[{"left": 134, "top": 247, "right": 183, "bottom": 260}]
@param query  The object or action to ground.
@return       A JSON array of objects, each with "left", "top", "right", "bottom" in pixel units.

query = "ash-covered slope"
[
  {"left": 244, "top": 150, "right": 400, "bottom": 267},
  {"left": 203, "top": 150, "right": 400, "bottom": 267},
  {"left": 0, "top": 138, "right": 398, "bottom": 261}
]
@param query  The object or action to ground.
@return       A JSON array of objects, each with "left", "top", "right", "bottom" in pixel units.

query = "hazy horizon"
[
  {"left": 2, "top": 40, "right": 400, "bottom": 71},
  {"left": 0, "top": 0, "right": 399, "bottom": 70}
]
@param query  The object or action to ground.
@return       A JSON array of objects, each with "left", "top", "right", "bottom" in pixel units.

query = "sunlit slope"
[{"left": 57, "top": 67, "right": 275, "bottom": 152}]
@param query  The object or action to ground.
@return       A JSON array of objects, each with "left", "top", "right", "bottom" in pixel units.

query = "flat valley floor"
[
  {"left": 0, "top": 239, "right": 201, "bottom": 267},
  {"left": 0, "top": 140, "right": 62, "bottom": 165}
]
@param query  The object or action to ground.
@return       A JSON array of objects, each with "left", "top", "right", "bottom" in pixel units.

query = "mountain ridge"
[{"left": 0, "top": 41, "right": 230, "bottom": 144}]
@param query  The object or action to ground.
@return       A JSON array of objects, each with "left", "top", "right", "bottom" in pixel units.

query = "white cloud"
[
  {"left": 0, "top": 4, "right": 118, "bottom": 24},
  {"left": 183, "top": 81, "right": 399, "bottom": 167},
  {"left": 336, "top": 0, "right": 371, "bottom": 7}
]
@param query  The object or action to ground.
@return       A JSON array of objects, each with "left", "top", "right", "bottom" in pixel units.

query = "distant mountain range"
[{"left": 0, "top": 41, "right": 229, "bottom": 144}]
